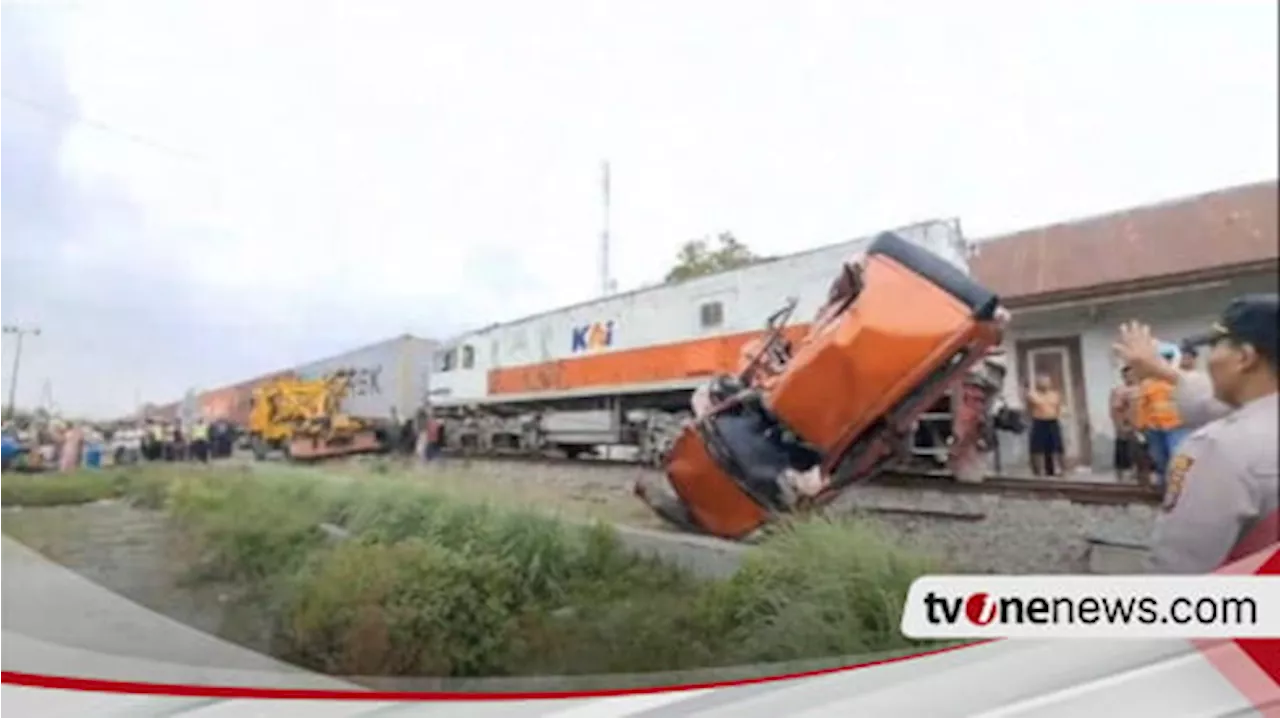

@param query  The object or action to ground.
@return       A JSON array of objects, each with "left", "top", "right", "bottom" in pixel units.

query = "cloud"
[{"left": 2, "top": 0, "right": 1276, "bottom": 418}]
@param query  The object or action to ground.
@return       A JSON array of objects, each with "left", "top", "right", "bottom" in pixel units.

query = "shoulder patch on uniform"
[{"left": 1163, "top": 453, "right": 1195, "bottom": 512}]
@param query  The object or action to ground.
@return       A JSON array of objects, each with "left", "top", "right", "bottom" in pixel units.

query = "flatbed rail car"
[{"left": 428, "top": 219, "right": 1003, "bottom": 469}]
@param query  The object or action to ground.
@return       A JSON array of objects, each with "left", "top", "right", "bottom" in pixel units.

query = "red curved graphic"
[
  {"left": 1195, "top": 543, "right": 1280, "bottom": 712},
  {"left": 1, "top": 641, "right": 990, "bottom": 701},
  {"left": 4, "top": 545, "right": 1276, "bottom": 703}
]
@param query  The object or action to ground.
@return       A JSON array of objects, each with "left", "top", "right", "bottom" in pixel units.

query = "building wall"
[{"left": 995, "top": 271, "right": 1278, "bottom": 471}]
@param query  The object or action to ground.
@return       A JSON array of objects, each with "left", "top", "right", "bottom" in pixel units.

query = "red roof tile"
[{"left": 971, "top": 180, "right": 1278, "bottom": 303}]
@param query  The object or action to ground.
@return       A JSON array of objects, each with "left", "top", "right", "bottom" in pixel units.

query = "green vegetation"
[
  {"left": 3, "top": 465, "right": 944, "bottom": 678},
  {"left": 664, "top": 232, "right": 767, "bottom": 283},
  {"left": 1, "top": 469, "right": 171, "bottom": 509}
]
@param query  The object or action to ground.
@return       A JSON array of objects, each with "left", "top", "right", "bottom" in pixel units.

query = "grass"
[
  {"left": 330, "top": 458, "right": 668, "bottom": 529},
  {"left": 1, "top": 469, "right": 172, "bottom": 509},
  {"left": 3, "top": 463, "right": 946, "bottom": 679}
]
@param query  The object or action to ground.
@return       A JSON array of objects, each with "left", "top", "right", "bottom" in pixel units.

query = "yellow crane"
[{"left": 246, "top": 370, "right": 387, "bottom": 461}]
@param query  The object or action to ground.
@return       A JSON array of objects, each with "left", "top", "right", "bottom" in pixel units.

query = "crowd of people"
[
  {"left": 0, "top": 416, "right": 239, "bottom": 472},
  {"left": 1011, "top": 293, "right": 1277, "bottom": 576},
  {"left": 1114, "top": 295, "right": 1277, "bottom": 574},
  {"left": 1, "top": 418, "right": 109, "bottom": 472},
  {"left": 1020, "top": 338, "right": 1214, "bottom": 490},
  {"left": 1107, "top": 344, "right": 1200, "bottom": 489},
  {"left": 1, "top": 407, "right": 452, "bottom": 474},
  {"left": 134, "top": 418, "right": 238, "bottom": 463}
]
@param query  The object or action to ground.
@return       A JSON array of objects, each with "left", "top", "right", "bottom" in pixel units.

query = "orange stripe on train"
[{"left": 487, "top": 325, "right": 813, "bottom": 395}]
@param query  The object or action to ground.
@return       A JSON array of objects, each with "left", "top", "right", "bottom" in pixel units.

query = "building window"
[
  {"left": 461, "top": 344, "right": 475, "bottom": 370},
  {"left": 700, "top": 301, "right": 724, "bottom": 328}
]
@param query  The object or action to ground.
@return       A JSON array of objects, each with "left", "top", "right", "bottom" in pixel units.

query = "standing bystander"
[
  {"left": 188, "top": 419, "right": 211, "bottom": 463},
  {"left": 1178, "top": 344, "right": 1199, "bottom": 372},
  {"left": 1023, "top": 373, "right": 1066, "bottom": 476},
  {"left": 1110, "top": 366, "right": 1145, "bottom": 483},
  {"left": 58, "top": 423, "right": 84, "bottom": 472},
  {"left": 1137, "top": 344, "right": 1187, "bottom": 491}
]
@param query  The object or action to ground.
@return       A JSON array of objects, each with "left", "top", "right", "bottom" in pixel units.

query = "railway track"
[
  {"left": 431, "top": 451, "right": 1162, "bottom": 505},
  {"left": 867, "top": 471, "right": 1161, "bottom": 505}
]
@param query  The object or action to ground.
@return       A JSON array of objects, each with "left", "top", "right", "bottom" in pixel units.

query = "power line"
[
  {"left": 2, "top": 92, "right": 206, "bottom": 161},
  {"left": 1, "top": 91, "right": 312, "bottom": 209}
]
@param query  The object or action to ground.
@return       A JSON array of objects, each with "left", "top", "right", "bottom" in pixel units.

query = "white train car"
[
  {"left": 292, "top": 334, "right": 437, "bottom": 422},
  {"left": 430, "top": 219, "right": 972, "bottom": 462}
]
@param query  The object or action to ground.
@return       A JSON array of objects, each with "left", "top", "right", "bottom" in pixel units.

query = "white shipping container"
[{"left": 293, "top": 334, "right": 437, "bottom": 421}]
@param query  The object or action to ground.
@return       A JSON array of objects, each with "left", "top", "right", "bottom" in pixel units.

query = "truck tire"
[{"left": 633, "top": 473, "right": 703, "bottom": 535}]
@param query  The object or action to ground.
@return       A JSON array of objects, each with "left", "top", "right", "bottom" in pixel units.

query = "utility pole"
[
  {"left": 40, "top": 379, "right": 56, "bottom": 417},
  {"left": 600, "top": 160, "right": 614, "bottom": 296},
  {"left": 2, "top": 324, "right": 41, "bottom": 421}
]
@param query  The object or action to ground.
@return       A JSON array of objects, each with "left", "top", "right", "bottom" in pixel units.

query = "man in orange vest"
[
  {"left": 1136, "top": 343, "right": 1187, "bottom": 491},
  {"left": 1116, "top": 295, "right": 1278, "bottom": 573}
]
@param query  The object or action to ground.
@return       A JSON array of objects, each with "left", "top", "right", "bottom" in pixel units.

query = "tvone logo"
[
  {"left": 571, "top": 321, "right": 615, "bottom": 353},
  {"left": 965, "top": 592, "right": 997, "bottom": 626},
  {"left": 922, "top": 590, "right": 998, "bottom": 626}
]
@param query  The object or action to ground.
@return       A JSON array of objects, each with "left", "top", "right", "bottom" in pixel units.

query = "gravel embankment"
[{"left": 377, "top": 459, "right": 1158, "bottom": 574}]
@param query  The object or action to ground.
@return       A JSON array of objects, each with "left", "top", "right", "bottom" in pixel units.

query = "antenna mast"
[
  {"left": 599, "top": 160, "right": 613, "bottom": 296},
  {"left": 39, "top": 379, "right": 55, "bottom": 415}
]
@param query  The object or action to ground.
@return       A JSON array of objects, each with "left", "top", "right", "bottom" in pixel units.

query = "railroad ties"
[
  {"left": 871, "top": 470, "right": 1162, "bottom": 506},
  {"left": 431, "top": 451, "right": 1162, "bottom": 506}
]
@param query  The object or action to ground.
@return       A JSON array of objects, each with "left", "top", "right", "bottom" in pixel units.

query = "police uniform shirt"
[{"left": 1147, "top": 391, "right": 1279, "bottom": 574}]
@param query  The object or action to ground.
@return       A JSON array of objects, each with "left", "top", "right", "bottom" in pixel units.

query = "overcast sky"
[{"left": 2, "top": 0, "right": 1277, "bottom": 418}]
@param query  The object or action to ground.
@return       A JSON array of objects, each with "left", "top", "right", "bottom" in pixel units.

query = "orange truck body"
[{"left": 658, "top": 232, "right": 1008, "bottom": 540}]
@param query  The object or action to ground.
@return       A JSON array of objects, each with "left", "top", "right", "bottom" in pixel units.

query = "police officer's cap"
[{"left": 1181, "top": 293, "right": 1279, "bottom": 367}]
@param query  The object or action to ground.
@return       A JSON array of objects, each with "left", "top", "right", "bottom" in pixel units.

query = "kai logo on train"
[{"left": 571, "top": 321, "right": 615, "bottom": 353}]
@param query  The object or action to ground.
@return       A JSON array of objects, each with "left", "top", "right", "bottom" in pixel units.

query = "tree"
[{"left": 664, "top": 232, "right": 762, "bottom": 283}]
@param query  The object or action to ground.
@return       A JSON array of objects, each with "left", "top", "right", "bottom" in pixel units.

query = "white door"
[{"left": 1025, "top": 345, "right": 1081, "bottom": 466}]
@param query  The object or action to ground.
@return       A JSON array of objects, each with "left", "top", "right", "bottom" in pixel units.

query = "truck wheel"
[{"left": 634, "top": 473, "right": 703, "bottom": 535}]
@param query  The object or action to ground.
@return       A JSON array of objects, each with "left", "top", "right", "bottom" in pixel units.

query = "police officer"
[
  {"left": 1114, "top": 294, "right": 1278, "bottom": 573},
  {"left": 189, "top": 418, "right": 211, "bottom": 463}
]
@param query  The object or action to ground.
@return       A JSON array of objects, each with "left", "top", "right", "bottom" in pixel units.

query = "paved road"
[{"left": 1, "top": 536, "right": 354, "bottom": 689}]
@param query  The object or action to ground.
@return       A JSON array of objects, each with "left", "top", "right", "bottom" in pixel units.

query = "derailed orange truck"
[{"left": 634, "top": 232, "right": 1022, "bottom": 540}]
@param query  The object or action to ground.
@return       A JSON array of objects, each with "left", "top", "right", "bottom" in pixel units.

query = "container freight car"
[
  {"left": 429, "top": 219, "right": 981, "bottom": 465},
  {"left": 197, "top": 371, "right": 294, "bottom": 427},
  {"left": 291, "top": 334, "right": 437, "bottom": 422}
]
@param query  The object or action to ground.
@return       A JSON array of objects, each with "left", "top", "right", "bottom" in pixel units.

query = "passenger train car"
[{"left": 430, "top": 219, "right": 975, "bottom": 464}]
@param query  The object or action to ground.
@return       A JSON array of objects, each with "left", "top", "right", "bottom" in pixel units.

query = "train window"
[
  {"left": 461, "top": 345, "right": 475, "bottom": 370},
  {"left": 700, "top": 301, "right": 724, "bottom": 328},
  {"left": 436, "top": 349, "right": 457, "bottom": 373}
]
